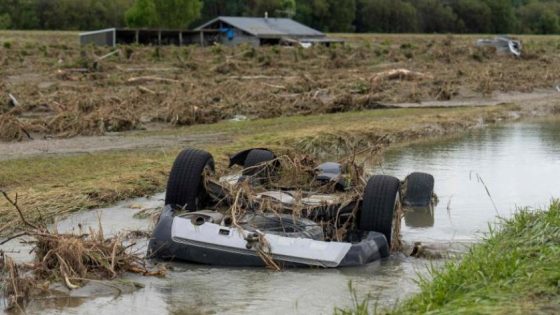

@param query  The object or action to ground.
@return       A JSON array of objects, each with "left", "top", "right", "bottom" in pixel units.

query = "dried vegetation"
[
  {"left": 2, "top": 33, "right": 560, "bottom": 141},
  {"left": 0, "top": 190, "right": 164, "bottom": 311}
]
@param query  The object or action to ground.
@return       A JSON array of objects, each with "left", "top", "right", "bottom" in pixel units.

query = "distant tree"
[
  {"left": 153, "top": 0, "right": 202, "bottom": 28},
  {"left": 356, "top": 0, "right": 417, "bottom": 33},
  {"left": 326, "top": 0, "right": 355, "bottom": 32},
  {"left": 35, "top": 0, "right": 131, "bottom": 30},
  {"left": 294, "top": 0, "right": 330, "bottom": 31},
  {"left": 451, "top": 0, "right": 493, "bottom": 33},
  {"left": 415, "top": 0, "right": 459, "bottom": 33},
  {"left": 199, "top": 0, "right": 247, "bottom": 23},
  {"left": 245, "top": 0, "right": 297, "bottom": 18},
  {"left": 517, "top": 1, "right": 560, "bottom": 34},
  {"left": 280, "top": 0, "right": 297, "bottom": 17},
  {"left": 482, "top": 0, "right": 516, "bottom": 33},
  {"left": 0, "top": 0, "right": 40, "bottom": 29},
  {"left": 126, "top": 0, "right": 159, "bottom": 27},
  {"left": 0, "top": 14, "right": 11, "bottom": 29},
  {"left": 104, "top": 0, "right": 136, "bottom": 27}
]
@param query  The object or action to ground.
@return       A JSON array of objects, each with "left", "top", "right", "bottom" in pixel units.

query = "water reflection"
[
  {"left": 404, "top": 207, "right": 435, "bottom": 228},
  {"left": 377, "top": 120, "right": 560, "bottom": 244}
]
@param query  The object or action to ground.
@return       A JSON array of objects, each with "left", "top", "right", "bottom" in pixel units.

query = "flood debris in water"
[
  {"left": 0, "top": 190, "right": 165, "bottom": 311},
  {"left": 0, "top": 252, "right": 35, "bottom": 311},
  {"left": 151, "top": 147, "right": 427, "bottom": 269}
]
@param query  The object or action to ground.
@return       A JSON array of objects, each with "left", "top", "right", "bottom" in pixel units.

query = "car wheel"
[
  {"left": 242, "top": 149, "right": 276, "bottom": 177},
  {"left": 359, "top": 175, "right": 400, "bottom": 244},
  {"left": 402, "top": 172, "right": 434, "bottom": 208},
  {"left": 165, "top": 148, "right": 214, "bottom": 210}
]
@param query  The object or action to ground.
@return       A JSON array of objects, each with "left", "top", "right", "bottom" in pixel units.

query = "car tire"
[
  {"left": 359, "top": 175, "right": 400, "bottom": 244},
  {"left": 165, "top": 148, "right": 214, "bottom": 210},
  {"left": 242, "top": 149, "right": 276, "bottom": 177},
  {"left": 403, "top": 172, "right": 434, "bottom": 208}
]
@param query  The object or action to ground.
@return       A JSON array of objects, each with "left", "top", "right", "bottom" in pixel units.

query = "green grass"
[
  {"left": 397, "top": 201, "right": 560, "bottom": 314},
  {"left": 338, "top": 201, "right": 560, "bottom": 314}
]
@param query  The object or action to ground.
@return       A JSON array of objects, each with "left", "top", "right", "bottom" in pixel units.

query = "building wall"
[{"left": 219, "top": 28, "right": 260, "bottom": 47}]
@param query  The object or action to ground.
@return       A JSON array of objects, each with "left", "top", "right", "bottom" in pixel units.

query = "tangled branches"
[{"left": 0, "top": 190, "right": 165, "bottom": 311}]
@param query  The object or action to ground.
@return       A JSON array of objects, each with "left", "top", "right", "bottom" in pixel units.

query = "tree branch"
[{"left": 1, "top": 190, "right": 39, "bottom": 230}]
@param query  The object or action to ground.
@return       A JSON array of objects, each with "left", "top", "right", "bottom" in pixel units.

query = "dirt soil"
[
  {"left": 1, "top": 32, "right": 560, "bottom": 142},
  {"left": 0, "top": 132, "right": 230, "bottom": 160}
]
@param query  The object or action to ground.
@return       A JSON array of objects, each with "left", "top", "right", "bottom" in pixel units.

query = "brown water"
[{"left": 2, "top": 120, "right": 560, "bottom": 314}]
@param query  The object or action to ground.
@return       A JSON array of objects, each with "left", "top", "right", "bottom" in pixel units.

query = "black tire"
[
  {"left": 403, "top": 172, "right": 434, "bottom": 208},
  {"left": 359, "top": 175, "right": 400, "bottom": 244},
  {"left": 242, "top": 149, "right": 276, "bottom": 177},
  {"left": 165, "top": 148, "right": 214, "bottom": 210}
]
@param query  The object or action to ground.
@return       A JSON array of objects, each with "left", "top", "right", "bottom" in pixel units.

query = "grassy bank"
[
  {"left": 338, "top": 201, "right": 560, "bottom": 314},
  {"left": 1, "top": 103, "right": 558, "bottom": 232}
]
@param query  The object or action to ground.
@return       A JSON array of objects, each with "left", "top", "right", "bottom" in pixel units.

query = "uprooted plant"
[{"left": 0, "top": 190, "right": 165, "bottom": 311}]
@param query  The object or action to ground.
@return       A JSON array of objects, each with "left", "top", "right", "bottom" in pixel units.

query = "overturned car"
[{"left": 148, "top": 148, "right": 435, "bottom": 268}]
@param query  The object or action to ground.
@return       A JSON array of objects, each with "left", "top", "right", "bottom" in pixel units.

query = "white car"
[{"left": 148, "top": 148, "right": 434, "bottom": 268}]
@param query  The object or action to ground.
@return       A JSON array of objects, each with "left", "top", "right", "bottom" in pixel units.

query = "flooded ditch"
[{"left": 2, "top": 119, "right": 560, "bottom": 314}]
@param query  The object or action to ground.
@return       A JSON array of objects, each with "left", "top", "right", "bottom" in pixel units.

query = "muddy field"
[{"left": 1, "top": 31, "right": 560, "bottom": 141}]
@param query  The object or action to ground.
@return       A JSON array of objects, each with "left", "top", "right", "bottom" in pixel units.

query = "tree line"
[{"left": 1, "top": 0, "right": 560, "bottom": 34}]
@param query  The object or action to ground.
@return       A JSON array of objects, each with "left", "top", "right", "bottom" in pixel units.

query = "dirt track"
[{"left": 0, "top": 132, "right": 230, "bottom": 160}]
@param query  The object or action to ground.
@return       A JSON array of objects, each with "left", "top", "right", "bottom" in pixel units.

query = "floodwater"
[{"left": 3, "top": 120, "right": 560, "bottom": 314}]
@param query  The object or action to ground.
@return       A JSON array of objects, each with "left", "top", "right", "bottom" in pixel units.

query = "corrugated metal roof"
[{"left": 195, "top": 16, "right": 325, "bottom": 38}]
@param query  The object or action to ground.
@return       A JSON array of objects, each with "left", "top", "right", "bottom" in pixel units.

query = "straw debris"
[
  {"left": 0, "top": 190, "right": 165, "bottom": 311},
  {"left": 203, "top": 150, "right": 405, "bottom": 268},
  {"left": 2, "top": 34, "right": 559, "bottom": 141}
]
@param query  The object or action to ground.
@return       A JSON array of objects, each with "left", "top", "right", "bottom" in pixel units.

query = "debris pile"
[
  {"left": 205, "top": 151, "right": 404, "bottom": 249},
  {"left": 0, "top": 191, "right": 164, "bottom": 311},
  {"left": 1, "top": 34, "right": 557, "bottom": 141}
]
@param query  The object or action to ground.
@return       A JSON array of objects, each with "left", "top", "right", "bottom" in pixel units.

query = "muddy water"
[
  {"left": 378, "top": 120, "right": 560, "bottom": 245},
  {"left": 3, "top": 120, "right": 560, "bottom": 314}
]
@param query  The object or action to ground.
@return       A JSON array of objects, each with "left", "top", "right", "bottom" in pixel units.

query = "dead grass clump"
[
  {"left": 45, "top": 111, "right": 101, "bottom": 137},
  {"left": 42, "top": 105, "right": 141, "bottom": 137},
  {"left": 212, "top": 60, "right": 241, "bottom": 74},
  {"left": 94, "top": 106, "right": 141, "bottom": 132},
  {"left": 294, "top": 132, "right": 391, "bottom": 158},
  {"left": 0, "top": 190, "right": 165, "bottom": 311},
  {"left": 32, "top": 226, "right": 153, "bottom": 285},
  {"left": 159, "top": 93, "right": 223, "bottom": 126},
  {"left": 370, "top": 69, "right": 433, "bottom": 90},
  {"left": 0, "top": 114, "right": 31, "bottom": 141},
  {"left": 1, "top": 253, "right": 35, "bottom": 311}
]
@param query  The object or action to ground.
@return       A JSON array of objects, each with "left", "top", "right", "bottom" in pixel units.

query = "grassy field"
[{"left": 336, "top": 201, "right": 560, "bottom": 314}]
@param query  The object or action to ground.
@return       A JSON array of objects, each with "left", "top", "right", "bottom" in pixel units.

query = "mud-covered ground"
[{"left": 1, "top": 31, "right": 560, "bottom": 141}]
